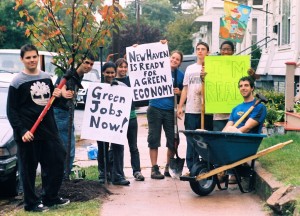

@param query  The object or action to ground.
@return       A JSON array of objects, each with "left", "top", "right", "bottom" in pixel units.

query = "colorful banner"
[
  {"left": 204, "top": 55, "right": 250, "bottom": 113},
  {"left": 126, "top": 42, "right": 173, "bottom": 101},
  {"left": 81, "top": 83, "right": 132, "bottom": 145},
  {"left": 219, "top": 1, "right": 252, "bottom": 43}
]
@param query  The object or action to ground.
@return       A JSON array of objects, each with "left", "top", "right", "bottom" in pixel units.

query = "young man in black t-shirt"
[{"left": 7, "top": 44, "right": 69, "bottom": 212}]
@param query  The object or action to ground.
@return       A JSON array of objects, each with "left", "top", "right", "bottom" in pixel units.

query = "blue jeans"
[
  {"left": 213, "top": 120, "right": 228, "bottom": 131},
  {"left": 184, "top": 114, "right": 214, "bottom": 171},
  {"left": 53, "top": 108, "right": 75, "bottom": 174},
  {"left": 184, "top": 113, "right": 201, "bottom": 171}
]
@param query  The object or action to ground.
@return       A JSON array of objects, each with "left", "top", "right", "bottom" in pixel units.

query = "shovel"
[{"left": 169, "top": 69, "right": 185, "bottom": 178}]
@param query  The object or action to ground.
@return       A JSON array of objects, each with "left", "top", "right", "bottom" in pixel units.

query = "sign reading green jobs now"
[{"left": 205, "top": 55, "right": 250, "bottom": 113}]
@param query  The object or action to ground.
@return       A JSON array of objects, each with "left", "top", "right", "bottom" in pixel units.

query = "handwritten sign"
[
  {"left": 81, "top": 83, "right": 132, "bottom": 145},
  {"left": 205, "top": 55, "right": 250, "bottom": 113},
  {"left": 126, "top": 42, "right": 173, "bottom": 101}
]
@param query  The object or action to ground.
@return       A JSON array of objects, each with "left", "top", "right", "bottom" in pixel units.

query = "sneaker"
[
  {"left": 151, "top": 165, "right": 165, "bottom": 179},
  {"left": 228, "top": 175, "right": 237, "bottom": 184},
  {"left": 44, "top": 197, "right": 70, "bottom": 207},
  {"left": 25, "top": 203, "right": 49, "bottom": 212},
  {"left": 182, "top": 172, "right": 190, "bottom": 177},
  {"left": 134, "top": 171, "right": 145, "bottom": 181},
  {"left": 217, "top": 171, "right": 226, "bottom": 183},
  {"left": 164, "top": 164, "right": 171, "bottom": 177},
  {"left": 112, "top": 179, "right": 130, "bottom": 186}
]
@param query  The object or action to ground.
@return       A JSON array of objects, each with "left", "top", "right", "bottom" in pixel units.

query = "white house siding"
[
  {"left": 256, "top": 0, "right": 300, "bottom": 92},
  {"left": 192, "top": 0, "right": 265, "bottom": 55}
]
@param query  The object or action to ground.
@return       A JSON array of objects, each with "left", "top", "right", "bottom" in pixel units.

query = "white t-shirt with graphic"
[{"left": 183, "top": 63, "right": 203, "bottom": 114}]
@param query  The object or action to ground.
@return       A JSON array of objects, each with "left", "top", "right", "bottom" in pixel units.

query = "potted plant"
[
  {"left": 294, "top": 102, "right": 300, "bottom": 113},
  {"left": 265, "top": 108, "right": 277, "bottom": 136}
]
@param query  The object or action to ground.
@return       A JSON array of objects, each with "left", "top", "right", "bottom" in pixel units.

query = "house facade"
[
  {"left": 256, "top": 0, "right": 300, "bottom": 95},
  {"left": 192, "top": 0, "right": 265, "bottom": 54}
]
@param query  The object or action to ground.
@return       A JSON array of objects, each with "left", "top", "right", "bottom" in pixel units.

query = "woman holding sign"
[
  {"left": 114, "top": 58, "right": 145, "bottom": 181},
  {"left": 147, "top": 49, "right": 184, "bottom": 179},
  {"left": 213, "top": 40, "right": 235, "bottom": 131},
  {"left": 97, "top": 62, "right": 130, "bottom": 186}
]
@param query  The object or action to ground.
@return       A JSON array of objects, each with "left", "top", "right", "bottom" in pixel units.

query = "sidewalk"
[{"left": 74, "top": 114, "right": 267, "bottom": 216}]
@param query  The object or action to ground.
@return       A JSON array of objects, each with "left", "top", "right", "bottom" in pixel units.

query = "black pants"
[
  {"left": 97, "top": 141, "right": 125, "bottom": 182},
  {"left": 17, "top": 138, "right": 65, "bottom": 210},
  {"left": 127, "top": 118, "right": 141, "bottom": 175}
]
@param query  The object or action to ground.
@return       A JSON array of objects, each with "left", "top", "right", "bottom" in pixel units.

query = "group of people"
[{"left": 6, "top": 40, "right": 267, "bottom": 212}]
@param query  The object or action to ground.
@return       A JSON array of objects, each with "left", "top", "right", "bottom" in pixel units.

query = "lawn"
[
  {"left": 12, "top": 166, "right": 103, "bottom": 216},
  {"left": 258, "top": 131, "right": 300, "bottom": 214},
  {"left": 258, "top": 131, "right": 300, "bottom": 186}
]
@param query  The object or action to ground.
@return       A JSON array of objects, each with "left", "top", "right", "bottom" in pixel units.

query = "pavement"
[{"left": 74, "top": 113, "right": 273, "bottom": 216}]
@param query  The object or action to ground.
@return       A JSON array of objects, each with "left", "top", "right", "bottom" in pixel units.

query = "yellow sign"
[{"left": 205, "top": 55, "right": 250, "bottom": 113}]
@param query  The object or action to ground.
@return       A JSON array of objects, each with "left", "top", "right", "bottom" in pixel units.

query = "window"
[
  {"left": 281, "top": 0, "right": 291, "bottom": 45},
  {"left": 253, "top": 0, "right": 263, "bottom": 5},
  {"left": 278, "top": 23, "right": 281, "bottom": 46},
  {"left": 252, "top": 18, "right": 257, "bottom": 44}
]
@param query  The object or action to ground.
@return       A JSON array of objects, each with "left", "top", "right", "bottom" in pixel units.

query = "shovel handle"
[
  {"left": 233, "top": 99, "right": 261, "bottom": 128},
  {"left": 201, "top": 62, "right": 205, "bottom": 129}
]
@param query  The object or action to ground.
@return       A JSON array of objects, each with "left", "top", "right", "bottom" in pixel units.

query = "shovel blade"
[{"left": 169, "top": 157, "right": 185, "bottom": 179}]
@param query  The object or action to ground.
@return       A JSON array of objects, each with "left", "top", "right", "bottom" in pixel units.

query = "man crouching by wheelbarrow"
[{"left": 222, "top": 75, "right": 267, "bottom": 183}]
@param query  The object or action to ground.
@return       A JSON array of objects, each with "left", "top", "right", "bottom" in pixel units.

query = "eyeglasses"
[
  {"left": 83, "top": 60, "right": 94, "bottom": 66},
  {"left": 104, "top": 71, "right": 115, "bottom": 74}
]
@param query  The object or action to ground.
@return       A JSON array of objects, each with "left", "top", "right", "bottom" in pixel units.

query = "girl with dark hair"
[
  {"left": 114, "top": 58, "right": 145, "bottom": 181},
  {"left": 213, "top": 40, "right": 235, "bottom": 131},
  {"left": 97, "top": 62, "right": 130, "bottom": 186}
]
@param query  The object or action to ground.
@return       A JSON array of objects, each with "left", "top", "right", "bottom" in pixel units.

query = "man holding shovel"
[
  {"left": 53, "top": 54, "right": 95, "bottom": 177},
  {"left": 223, "top": 76, "right": 267, "bottom": 133},
  {"left": 147, "top": 50, "right": 184, "bottom": 179},
  {"left": 177, "top": 42, "right": 212, "bottom": 174},
  {"left": 222, "top": 76, "right": 267, "bottom": 183},
  {"left": 7, "top": 44, "right": 69, "bottom": 212}
]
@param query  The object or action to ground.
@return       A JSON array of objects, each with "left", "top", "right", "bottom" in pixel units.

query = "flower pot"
[
  {"left": 275, "top": 126, "right": 285, "bottom": 135},
  {"left": 267, "top": 128, "right": 275, "bottom": 136}
]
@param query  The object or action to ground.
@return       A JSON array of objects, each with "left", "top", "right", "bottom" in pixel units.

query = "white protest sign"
[
  {"left": 126, "top": 42, "right": 173, "bottom": 101},
  {"left": 81, "top": 82, "right": 132, "bottom": 145}
]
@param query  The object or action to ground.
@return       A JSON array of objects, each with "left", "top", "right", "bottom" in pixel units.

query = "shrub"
[{"left": 255, "top": 89, "right": 285, "bottom": 127}]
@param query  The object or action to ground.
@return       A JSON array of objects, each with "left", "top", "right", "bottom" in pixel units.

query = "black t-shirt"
[
  {"left": 7, "top": 71, "right": 60, "bottom": 141},
  {"left": 53, "top": 71, "right": 83, "bottom": 110}
]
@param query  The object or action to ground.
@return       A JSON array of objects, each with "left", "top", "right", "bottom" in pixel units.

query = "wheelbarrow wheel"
[{"left": 189, "top": 161, "right": 216, "bottom": 196}]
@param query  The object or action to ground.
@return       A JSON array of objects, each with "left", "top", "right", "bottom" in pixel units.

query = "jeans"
[
  {"left": 127, "top": 118, "right": 141, "bottom": 175},
  {"left": 185, "top": 114, "right": 214, "bottom": 171},
  {"left": 213, "top": 120, "right": 228, "bottom": 131},
  {"left": 53, "top": 108, "right": 75, "bottom": 174},
  {"left": 184, "top": 113, "right": 201, "bottom": 171}
]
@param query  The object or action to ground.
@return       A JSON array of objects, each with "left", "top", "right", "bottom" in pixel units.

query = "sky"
[{"left": 104, "top": 0, "right": 127, "bottom": 7}]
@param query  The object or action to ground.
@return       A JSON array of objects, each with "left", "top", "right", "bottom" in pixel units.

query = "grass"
[
  {"left": 13, "top": 166, "right": 101, "bottom": 216},
  {"left": 258, "top": 131, "right": 300, "bottom": 214},
  {"left": 15, "top": 200, "right": 101, "bottom": 216},
  {"left": 258, "top": 132, "right": 300, "bottom": 186}
]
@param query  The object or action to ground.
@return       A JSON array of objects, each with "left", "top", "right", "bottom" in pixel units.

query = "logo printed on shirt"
[
  {"left": 237, "top": 111, "right": 244, "bottom": 117},
  {"left": 30, "top": 81, "right": 51, "bottom": 106}
]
